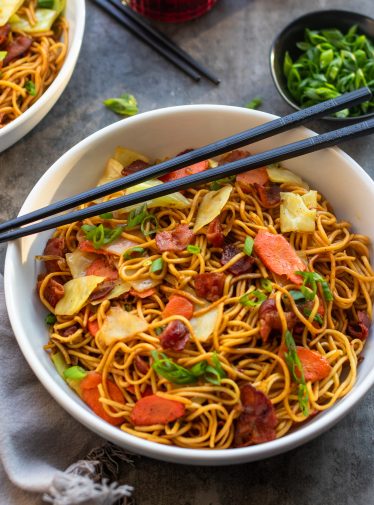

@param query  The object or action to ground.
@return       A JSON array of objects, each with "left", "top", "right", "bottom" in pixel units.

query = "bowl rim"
[
  {"left": 5, "top": 104, "right": 374, "bottom": 465},
  {"left": 269, "top": 8, "right": 374, "bottom": 122},
  {"left": 0, "top": 0, "right": 86, "bottom": 144}
]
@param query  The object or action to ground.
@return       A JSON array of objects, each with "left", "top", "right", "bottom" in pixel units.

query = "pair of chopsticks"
[
  {"left": 1, "top": 87, "right": 373, "bottom": 243},
  {"left": 91, "top": 0, "right": 220, "bottom": 84}
]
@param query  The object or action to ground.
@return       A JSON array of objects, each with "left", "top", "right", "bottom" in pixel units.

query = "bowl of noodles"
[
  {"left": 4, "top": 105, "right": 374, "bottom": 465},
  {"left": 0, "top": 0, "right": 85, "bottom": 153}
]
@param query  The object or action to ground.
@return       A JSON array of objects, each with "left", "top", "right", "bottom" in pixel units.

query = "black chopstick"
[
  {"left": 91, "top": 0, "right": 201, "bottom": 82},
  {"left": 108, "top": 0, "right": 220, "bottom": 85},
  {"left": 0, "top": 87, "right": 371, "bottom": 236},
  {"left": 1, "top": 116, "right": 374, "bottom": 243}
]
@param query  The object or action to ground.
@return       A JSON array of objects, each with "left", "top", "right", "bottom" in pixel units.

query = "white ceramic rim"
[
  {"left": 0, "top": 0, "right": 86, "bottom": 147},
  {"left": 5, "top": 105, "right": 374, "bottom": 465}
]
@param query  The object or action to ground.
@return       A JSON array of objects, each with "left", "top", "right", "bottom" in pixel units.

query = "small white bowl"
[
  {"left": 0, "top": 1, "right": 85, "bottom": 153},
  {"left": 5, "top": 105, "right": 374, "bottom": 465}
]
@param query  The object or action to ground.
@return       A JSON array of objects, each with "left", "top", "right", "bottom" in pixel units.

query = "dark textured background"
[{"left": 1, "top": 1, "right": 373, "bottom": 504}]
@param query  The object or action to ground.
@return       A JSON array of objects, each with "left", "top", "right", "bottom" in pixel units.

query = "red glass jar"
[{"left": 126, "top": 0, "right": 218, "bottom": 23}]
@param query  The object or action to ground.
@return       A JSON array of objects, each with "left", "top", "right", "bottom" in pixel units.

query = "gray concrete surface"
[{"left": 1, "top": 0, "right": 373, "bottom": 504}]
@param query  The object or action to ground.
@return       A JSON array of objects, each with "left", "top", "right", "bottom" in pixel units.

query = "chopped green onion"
[
  {"left": 296, "top": 271, "right": 333, "bottom": 301},
  {"left": 140, "top": 214, "right": 159, "bottom": 236},
  {"left": 45, "top": 313, "right": 57, "bottom": 325},
  {"left": 240, "top": 290, "right": 267, "bottom": 307},
  {"left": 211, "top": 352, "right": 226, "bottom": 380},
  {"left": 243, "top": 236, "right": 254, "bottom": 256},
  {"left": 303, "top": 308, "right": 323, "bottom": 325},
  {"left": 189, "top": 361, "right": 208, "bottom": 377},
  {"left": 155, "top": 326, "right": 165, "bottom": 336},
  {"left": 209, "top": 175, "right": 236, "bottom": 191},
  {"left": 260, "top": 278, "right": 273, "bottom": 293},
  {"left": 151, "top": 351, "right": 197, "bottom": 384},
  {"left": 244, "top": 97, "right": 263, "bottom": 110},
  {"left": 63, "top": 366, "right": 87, "bottom": 381},
  {"left": 204, "top": 365, "right": 223, "bottom": 385},
  {"left": 123, "top": 247, "right": 146, "bottom": 260},
  {"left": 150, "top": 258, "right": 164, "bottom": 273},
  {"left": 38, "top": 0, "right": 54, "bottom": 7},
  {"left": 289, "top": 290, "right": 306, "bottom": 302},
  {"left": 25, "top": 80, "right": 36, "bottom": 96},
  {"left": 187, "top": 245, "right": 200, "bottom": 254},
  {"left": 82, "top": 223, "right": 123, "bottom": 249},
  {"left": 126, "top": 204, "right": 148, "bottom": 229},
  {"left": 99, "top": 212, "right": 113, "bottom": 220},
  {"left": 103, "top": 93, "right": 138, "bottom": 116},
  {"left": 284, "top": 331, "right": 309, "bottom": 416},
  {"left": 0, "top": 51, "right": 8, "bottom": 62}
]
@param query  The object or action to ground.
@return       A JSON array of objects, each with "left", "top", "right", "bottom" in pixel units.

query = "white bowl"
[
  {"left": 0, "top": 1, "right": 85, "bottom": 153},
  {"left": 5, "top": 106, "right": 374, "bottom": 465}
]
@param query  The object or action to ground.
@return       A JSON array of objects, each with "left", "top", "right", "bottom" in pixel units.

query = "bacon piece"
[
  {"left": 121, "top": 159, "right": 150, "bottom": 177},
  {"left": 134, "top": 355, "right": 150, "bottom": 374},
  {"left": 38, "top": 277, "right": 64, "bottom": 308},
  {"left": 220, "top": 243, "right": 255, "bottom": 275},
  {"left": 234, "top": 384, "right": 277, "bottom": 447},
  {"left": 0, "top": 24, "right": 10, "bottom": 46},
  {"left": 347, "top": 311, "right": 371, "bottom": 340},
  {"left": 3, "top": 36, "right": 32, "bottom": 66},
  {"left": 60, "top": 324, "right": 80, "bottom": 337},
  {"left": 155, "top": 224, "right": 194, "bottom": 252},
  {"left": 258, "top": 298, "right": 296, "bottom": 342},
  {"left": 194, "top": 272, "right": 225, "bottom": 302},
  {"left": 43, "top": 237, "right": 66, "bottom": 273},
  {"left": 254, "top": 183, "right": 281, "bottom": 208},
  {"left": 219, "top": 149, "right": 251, "bottom": 164},
  {"left": 206, "top": 218, "right": 224, "bottom": 247},
  {"left": 86, "top": 257, "right": 118, "bottom": 281},
  {"left": 159, "top": 320, "right": 190, "bottom": 351},
  {"left": 88, "top": 281, "right": 115, "bottom": 301},
  {"left": 237, "top": 167, "right": 269, "bottom": 189}
]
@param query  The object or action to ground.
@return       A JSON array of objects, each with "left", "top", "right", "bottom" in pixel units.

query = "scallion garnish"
[
  {"left": 45, "top": 313, "right": 56, "bottom": 325},
  {"left": 82, "top": 223, "right": 123, "bottom": 249},
  {"left": 187, "top": 244, "right": 200, "bottom": 254},
  {"left": 150, "top": 258, "right": 164, "bottom": 273},
  {"left": 243, "top": 236, "right": 254, "bottom": 256},
  {"left": 140, "top": 214, "right": 159, "bottom": 236},
  {"left": 103, "top": 93, "right": 138, "bottom": 116},
  {"left": 296, "top": 271, "right": 333, "bottom": 302},
  {"left": 0, "top": 51, "right": 8, "bottom": 62},
  {"left": 289, "top": 290, "right": 306, "bottom": 302},
  {"left": 99, "top": 212, "right": 113, "bottom": 220},
  {"left": 240, "top": 290, "right": 267, "bottom": 307},
  {"left": 209, "top": 175, "right": 236, "bottom": 191},
  {"left": 126, "top": 204, "right": 148, "bottom": 229},
  {"left": 244, "top": 97, "right": 263, "bottom": 110},
  {"left": 25, "top": 80, "right": 36, "bottom": 96},
  {"left": 284, "top": 331, "right": 309, "bottom": 416},
  {"left": 123, "top": 247, "right": 146, "bottom": 260},
  {"left": 37, "top": 0, "right": 54, "bottom": 7},
  {"left": 303, "top": 308, "right": 323, "bottom": 325},
  {"left": 63, "top": 366, "right": 87, "bottom": 381},
  {"left": 260, "top": 278, "right": 273, "bottom": 293}
]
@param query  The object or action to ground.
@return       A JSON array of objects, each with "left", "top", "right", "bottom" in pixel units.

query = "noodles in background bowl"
[
  {"left": 0, "top": 0, "right": 68, "bottom": 128},
  {"left": 36, "top": 147, "right": 374, "bottom": 449}
]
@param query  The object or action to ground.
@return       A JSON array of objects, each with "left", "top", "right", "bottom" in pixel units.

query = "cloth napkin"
[{"left": 0, "top": 274, "right": 135, "bottom": 505}]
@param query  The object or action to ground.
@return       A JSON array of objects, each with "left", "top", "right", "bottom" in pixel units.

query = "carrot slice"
[
  {"left": 296, "top": 347, "right": 332, "bottom": 382},
  {"left": 237, "top": 167, "right": 269, "bottom": 188},
  {"left": 79, "top": 240, "right": 109, "bottom": 255},
  {"left": 87, "top": 319, "right": 99, "bottom": 337},
  {"left": 279, "top": 345, "right": 331, "bottom": 382},
  {"left": 130, "top": 288, "right": 156, "bottom": 298},
  {"left": 160, "top": 160, "right": 209, "bottom": 183},
  {"left": 81, "top": 371, "right": 125, "bottom": 425},
  {"left": 162, "top": 295, "right": 194, "bottom": 320},
  {"left": 131, "top": 394, "right": 185, "bottom": 426},
  {"left": 86, "top": 258, "right": 118, "bottom": 280},
  {"left": 254, "top": 229, "right": 306, "bottom": 284}
]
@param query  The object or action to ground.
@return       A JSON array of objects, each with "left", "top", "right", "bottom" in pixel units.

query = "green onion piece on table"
[{"left": 103, "top": 93, "right": 138, "bottom": 116}]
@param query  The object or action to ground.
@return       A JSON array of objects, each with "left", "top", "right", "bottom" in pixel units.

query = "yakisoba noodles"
[
  {"left": 36, "top": 147, "right": 374, "bottom": 449},
  {"left": 0, "top": 0, "right": 68, "bottom": 128}
]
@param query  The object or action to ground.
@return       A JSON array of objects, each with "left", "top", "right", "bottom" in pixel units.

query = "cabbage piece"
[
  {"left": 97, "top": 158, "right": 124, "bottom": 187},
  {"left": 124, "top": 179, "right": 190, "bottom": 211},
  {"left": 193, "top": 185, "right": 232, "bottom": 233},
  {"left": 10, "top": 0, "right": 65, "bottom": 33},
  {"left": 280, "top": 191, "right": 317, "bottom": 233},
  {"left": 122, "top": 267, "right": 159, "bottom": 292},
  {"left": 102, "top": 237, "right": 138, "bottom": 256},
  {"left": 66, "top": 250, "right": 97, "bottom": 278},
  {"left": 190, "top": 306, "right": 219, "bottom": 342},
  {"left": 0, "top": 0, "right": 24, "bottom": 26},
  {"left": 55, "top": 276, "right": 105, "bottom": 316},
  {"left": 91, "top": 279, "right": 131, "bottom": 305},
  {"left": 267, "top": 165, "right": 309, "bottom": 189},
  {"left": 97, "top": 306, "right": 148, "bottom": 346},
  {"left": 113, "top": 147, "right": 149, "bottom": 167}
]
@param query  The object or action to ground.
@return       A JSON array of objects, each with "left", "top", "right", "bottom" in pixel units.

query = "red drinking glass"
[{"left": 126, "top": 0, "right": 218, "bottom": 23}]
